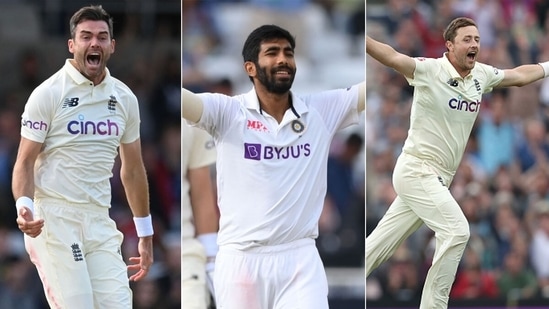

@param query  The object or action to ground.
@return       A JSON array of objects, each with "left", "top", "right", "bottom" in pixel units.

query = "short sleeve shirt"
[
  {"left": 402, "top": 54, "right": 504, "bottom": 173},
  {"left": 21, "top": 59, "right": 140, "bottom": 207},
  {"left": 193, "top": 85, "right": 360, "bottom": 249}
]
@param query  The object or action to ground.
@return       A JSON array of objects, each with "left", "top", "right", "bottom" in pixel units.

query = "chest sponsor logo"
[
  {"left": 448, "top": 98, "right": 481, "bottom": 113},
  {"left": 244, "top": 143, "right": 311, "bottom": 161},
  {"left": 67, "top": 114, "right": 120, "bottom": 136}
]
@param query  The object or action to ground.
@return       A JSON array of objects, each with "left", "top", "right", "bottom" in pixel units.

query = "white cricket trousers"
[
  {"left": 214, "top": 238, "right": 329, "bottom": 309},
  {"left": 24, "top": 198, "right": 131, "bottom": 309},
  {"left": 181, "top": 237, "right": 210, "bottom": 309},
  {"left": 366, "top": 153, "right": 470, "bottom": 308}
]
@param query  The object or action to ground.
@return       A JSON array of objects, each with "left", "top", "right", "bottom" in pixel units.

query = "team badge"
[
  {"left": 291, "top": 120, "right": 305, "bottom": 133},
  {"left": 108, "top": 95, "right": 118, "bottom": 113}
]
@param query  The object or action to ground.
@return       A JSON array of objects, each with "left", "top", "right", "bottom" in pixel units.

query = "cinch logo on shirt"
[
  {"left": 448, "top": 98, "right": 481, "bottom": 113},
  {"left": 247, "top": 120, "right": 269, "bottom": 132},
  {"left": 67, "top": 114, "right": 120, "bottom": 136},
  {"left": 244, "top": 143, "right": 311, "bottom": 160},
  {"left": 22, "top": 119, "right": 48, "bottom": 131}
]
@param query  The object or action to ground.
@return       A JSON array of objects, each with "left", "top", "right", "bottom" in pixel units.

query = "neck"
[{"left": 255, "top": 86, "right": 291, "bottom": 123}]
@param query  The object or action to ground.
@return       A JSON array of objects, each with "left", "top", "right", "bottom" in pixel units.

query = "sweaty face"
[
  {"left": 254, "top": 39, "right": 296, "bottom": 94},
  {"left": 447, "top": 25, "right": 479, "bottom": 76},
  {"left": 68, "top": 20, "right": 115, "bottom": 85}
]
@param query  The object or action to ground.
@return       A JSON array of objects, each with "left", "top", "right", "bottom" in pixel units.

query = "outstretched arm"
[
  {"left": 366, "top": 36, "right": 416, "bottom": 79},
  {"left": 182, "top": 88, "right": 204, "bottom": 123},
  {"left": 497, "top": 64, "right": 545, "bottom": 88}
]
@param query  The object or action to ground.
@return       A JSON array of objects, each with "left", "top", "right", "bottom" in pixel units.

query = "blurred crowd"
[
  {"left": 182, "top": 0, "right": 366, "bottom": 305},
  {"left": 0, "top": 1, "right": 180, "bottom": 308},
  {"left": 366, "top": 0, "right": 549, "bottom": 305}
]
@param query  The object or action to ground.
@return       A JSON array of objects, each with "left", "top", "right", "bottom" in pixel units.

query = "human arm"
[
  {"left": 366, "top": 35, "right": 416, "bottom": 79},
  {"left": 496, "top": 64, "right": 545, "bottom": 88},
  {"left": 119, "top": 138, "right": 153, "bottom": 281},
  {"left": 12, "top": 137, "right": 44, "bottom": 238},
  {"left": 182, "top": 88, "right": 204, "bottom": 123},
  {"left": 189, "top": 163, "right": 219, "bottom": 296}
]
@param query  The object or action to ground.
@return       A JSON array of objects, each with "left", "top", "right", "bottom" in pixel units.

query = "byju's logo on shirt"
[
  {"left": 67, "top": 114, "right": 120, "bottom": 136},
  {"left": 448, "top": 98, "right": 481, "bottom": 113},
  {"left": 244, "top": 143, "right": 311, "bottom": 161},
  {"left": 62, "top": 97, "right": 79, "bottom": 108}
]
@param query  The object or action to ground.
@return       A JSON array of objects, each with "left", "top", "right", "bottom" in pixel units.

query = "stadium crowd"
[
  {"left": 0, "top": 1, "right": 180, "bottom": 308},
  {"left": 366, "top": 0, "right": 549, "bottom": 306}
]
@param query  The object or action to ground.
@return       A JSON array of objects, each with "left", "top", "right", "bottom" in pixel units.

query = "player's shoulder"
[
  {"left": 472, "top": 61, "right": 502, "bottom": 79},
  {"left": 108, "top": 76, "right": 138, "bottom": 102}
]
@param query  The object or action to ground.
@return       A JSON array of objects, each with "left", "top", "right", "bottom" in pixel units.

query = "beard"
[{"left": 256, "top": 63, "right": 295, "bottom": 94}]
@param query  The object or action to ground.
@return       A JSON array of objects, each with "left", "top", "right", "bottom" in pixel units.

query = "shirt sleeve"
[
  {"left": 478, "top": 63, "right": 505, "bottom": 93},
  {"left": 120, "top": 91, "right": 141, "bottom": 144},
  {"left": 405, "top": 57, "right": 439, "bottom": 87},
  {"left": 301, "top": 84, "right": 360, "bottom": 133},
  {"left": 21, "top": 85, "right": 55, "bottom": 143},
  {"left": 188, "top": 127, "right": 216, "bottom": 169}
]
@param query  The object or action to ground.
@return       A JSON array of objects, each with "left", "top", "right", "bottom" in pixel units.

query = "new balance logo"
[
  {"left": 63, "top": 97, "right": 79, "bottom": 108},
  {"left": 71, "top": 243, "right": 83, "bottom": 261}
]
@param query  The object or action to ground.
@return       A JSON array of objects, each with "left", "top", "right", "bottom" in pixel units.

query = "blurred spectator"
[
  {"left": 476, "top": 89, "right": 517, "bottom": 177},
  {"left": 451, "top": 246, "right": 499, "bottom": 299},
  {"left": 496, "top": 249, "right": 538, "bottom": 300},
  {"left": 530, "top": 200, "right": 549, "bottom": 298}
]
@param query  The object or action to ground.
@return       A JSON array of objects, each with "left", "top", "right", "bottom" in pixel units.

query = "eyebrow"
[
  {"left": 263, "top": 45, "right": 293, "bottom": 53},
  {"left": 79, "top": 30, "right": 109, "bottom": 36}
]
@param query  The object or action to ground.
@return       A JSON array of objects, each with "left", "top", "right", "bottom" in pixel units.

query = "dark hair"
[
  {"left": 242, "top": 25, "right": 296, "bottom": 63},
  {"left": 443, "top": 17, "right": 477, "bottom": 42},
  {"left": 69, "top": 5, "right": 114, "bottom": 39}
]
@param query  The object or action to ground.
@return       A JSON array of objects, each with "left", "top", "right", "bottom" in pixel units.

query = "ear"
[
  {"left": 68, "top": 39, "right": 75, "bottom": 54},
  {"left": 111, "top": 39, "right": 116, "bottom": 53},
  {"left": 244, "top": 61, "right": 256, "bottom": 79},
  {"left": 445, "top": 40, "right": 453, "bottom": 52}
]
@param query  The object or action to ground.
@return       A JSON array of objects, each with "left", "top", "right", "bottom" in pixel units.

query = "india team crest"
[{"left": 291, "top": 119, "right": 304, "bottom": 133}]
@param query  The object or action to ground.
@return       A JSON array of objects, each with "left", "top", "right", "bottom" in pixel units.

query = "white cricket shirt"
[
  {"left": 193, "top": 85, "right": 360, "bottom": 249},
  {"left": 21, "top": 59, "right": 141, "bottom": 207},
  {"left": 181, "top": 125, "right": 216, "bottom": 240},
  {"left": 402, "top": 54, "right": 504, "bottom": 173}
]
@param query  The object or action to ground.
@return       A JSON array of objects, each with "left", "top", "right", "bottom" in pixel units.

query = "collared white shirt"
[
  {"left": 21, "top": 59, "right": 140, "bottom": 207},
  {"left": 194, "top": 85, "right": 360, "bottom": 249},
  {"left": 402, "top": 54, "right": 504, "bottom": 173}
]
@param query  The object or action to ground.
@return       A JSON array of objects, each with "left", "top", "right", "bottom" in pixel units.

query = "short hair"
[
  {"left": 242, "top": 25, "right": 296, "bottom": 63},
  {"left": 69, "top": 5, "right": 114, "bottom": 39},
  {"left": 443, "top": 17, "right": 477, "bottom": 43}
]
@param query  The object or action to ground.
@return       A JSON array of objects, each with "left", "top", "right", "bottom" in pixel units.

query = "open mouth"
[
  {"left": 467, "top": 51, "right": 476, "bottom": 61},
  {"left": 87, "top": 53, "right": 101, "bottom": 66}
]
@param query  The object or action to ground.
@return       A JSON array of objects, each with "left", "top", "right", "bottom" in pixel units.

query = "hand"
[
  {"left": 205, "top": 258, "right": 215, "bottom": 297},
  {"left": 16, "top": 207, "right": 44, "bottom": 238},
  {"left": 127, "top": 236, "right": 153, "bottom": 281}
]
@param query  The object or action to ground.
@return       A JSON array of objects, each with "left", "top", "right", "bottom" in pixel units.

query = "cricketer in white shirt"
[
  {"left": 183, "top": 81, "right": 365, "bottom": 308},
  {"left": 182, "top": 125, "right": 217, "bottom": 308},
  {"left": 17, "top": 59, "right": 146, "bottom": 308},
  {"left": 365, "top": 16, "right": 549, "bottom": 309}
]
